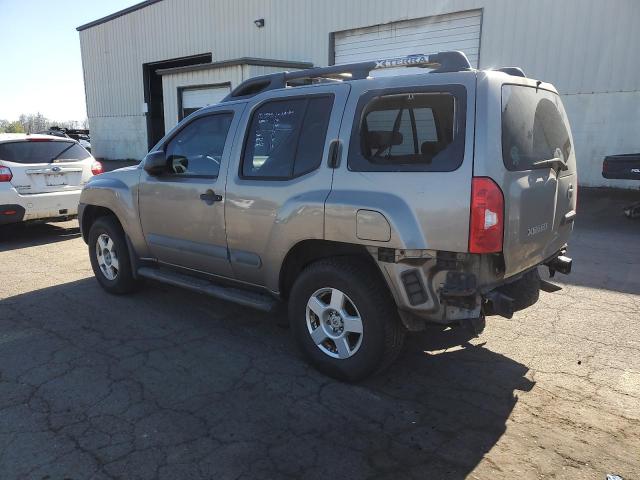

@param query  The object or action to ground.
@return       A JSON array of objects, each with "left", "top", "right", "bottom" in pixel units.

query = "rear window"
[
  {"left": 348, "top": 87, "right": 466, "bottom": 172},
  {"left": 0, "top": 141, "right": 89, "bottom": 164},
  {"left": 501, "top": 85, "right": 572, "bottom": 171}
]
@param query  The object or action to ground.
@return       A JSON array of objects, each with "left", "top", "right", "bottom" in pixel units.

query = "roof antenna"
[{"left": 536, "top": 80, "right": 542, "bottom": 92}]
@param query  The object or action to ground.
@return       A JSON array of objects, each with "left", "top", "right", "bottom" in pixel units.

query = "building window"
[{"left": 241, "top": 95, "right": 333, "bottom": 179}]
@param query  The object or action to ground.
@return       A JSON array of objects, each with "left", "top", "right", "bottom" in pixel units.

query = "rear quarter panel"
[{"left": 326, "top": 72, "right": 477, "bottom": 252}]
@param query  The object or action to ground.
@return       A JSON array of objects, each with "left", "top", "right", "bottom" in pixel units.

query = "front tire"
[
  {"left": 88, "top": 216, "right": 138, "bottom": 294},
  {"left": 288, "top": 258, "right": 405, "bottom": 381}
]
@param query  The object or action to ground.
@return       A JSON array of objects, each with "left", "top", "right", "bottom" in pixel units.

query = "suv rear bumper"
[
  {"left": 375, "top": 249, "right": 572, "bottom": 330},
  {"left": 0, "top": 186, "right": 81, "bottom": 223}
]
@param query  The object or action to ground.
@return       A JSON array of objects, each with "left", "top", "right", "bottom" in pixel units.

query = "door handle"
[
  {"left": 199, "top": 189, "right": 223, "bottom": 205},
  {"left": 328, "top": 139, "right": 341, "bottom": 168}
]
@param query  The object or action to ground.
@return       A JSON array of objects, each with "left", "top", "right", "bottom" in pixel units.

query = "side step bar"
[{"left": 137, "top": 267, "right": 278, "bottom": 312}]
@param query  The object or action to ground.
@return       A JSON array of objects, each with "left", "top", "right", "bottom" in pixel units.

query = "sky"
[{"left": 0, "top": 0, "right": 139, "bottom": 123}]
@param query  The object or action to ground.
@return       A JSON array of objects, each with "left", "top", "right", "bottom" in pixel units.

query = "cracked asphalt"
[{"left": 0, "top": 188, "right": 638, "bottom": 479}]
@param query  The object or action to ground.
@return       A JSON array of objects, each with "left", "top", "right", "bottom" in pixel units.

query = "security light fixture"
[{"left": 254, "top": 18, "right": 265, "bottom": 28}]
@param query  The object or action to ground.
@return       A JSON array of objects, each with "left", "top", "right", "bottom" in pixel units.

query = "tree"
[{"left": 0, "top": 120, "right": 24, "bottom": 133}]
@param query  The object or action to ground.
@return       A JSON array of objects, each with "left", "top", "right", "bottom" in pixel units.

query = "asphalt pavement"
[{"left": 0, "top": 187, "right": 638, "bottom": 479}]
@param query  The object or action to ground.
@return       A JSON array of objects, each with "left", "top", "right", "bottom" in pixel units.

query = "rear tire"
[
  {"left": 88, "top": 216, "right": 139, "bottom": 294},
  {"left": 288, "top": 258, "right": 405, "bottom": 382}
]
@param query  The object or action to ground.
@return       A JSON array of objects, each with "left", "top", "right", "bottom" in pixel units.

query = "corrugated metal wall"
[{"left": 79, "top": 0, "right": 640, "bottom": 186}]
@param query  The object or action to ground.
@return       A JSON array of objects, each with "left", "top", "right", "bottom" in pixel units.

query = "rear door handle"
[
  {"left": 328, "top": 139, "right": 341, "bottom": 168},
  {"left": 200, "top": 189, "right": 223, "bottom": 205}
]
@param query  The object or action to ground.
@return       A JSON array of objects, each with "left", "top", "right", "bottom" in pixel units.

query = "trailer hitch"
[{"left": 546, "top": 255, "right": 572, "bottom": 278}]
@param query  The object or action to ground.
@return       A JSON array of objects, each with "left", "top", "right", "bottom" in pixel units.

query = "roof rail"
[
  {"left": 222, "top": 50, "right": 472, "bottom": 102},
  {"left": 495, "top": 67, "right": 526, "bottom": 77}
]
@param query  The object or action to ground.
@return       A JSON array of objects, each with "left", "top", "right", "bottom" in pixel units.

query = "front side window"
[
  {"left": 164, "top": 113, "right": 233, "bottom": 177},
  {"left": 242, "top": 96, "right": 333, "bottom": 179},
  {"left": 348, "top": 90, "right": 464, "bottom": 172},
  {"left": 501, "top": 85, "right": 572, "bottom": 171}
]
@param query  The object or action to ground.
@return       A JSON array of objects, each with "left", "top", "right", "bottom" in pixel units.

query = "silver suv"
[{"left": 79, "top": 52, "right": 576, "bottom": 381}]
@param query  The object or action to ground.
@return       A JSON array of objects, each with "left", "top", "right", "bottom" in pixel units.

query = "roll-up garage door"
[
  {"left": 333, "top": 10, "right": 481, "bottom": 69},
  {"left": 181, "top": 84, "right": 231, "bottom": 119}
]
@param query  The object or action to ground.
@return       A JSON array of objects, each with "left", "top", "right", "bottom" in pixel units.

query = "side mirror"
[{"left": 143, "top": 150, "right": 167, "bottom": 175}]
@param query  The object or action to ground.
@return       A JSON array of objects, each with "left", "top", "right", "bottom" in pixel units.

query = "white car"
[{"left": 0, "top": 133, "right": 102, "bottom": 225}]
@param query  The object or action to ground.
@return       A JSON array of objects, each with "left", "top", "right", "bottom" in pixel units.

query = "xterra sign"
[{"left": 527, "top": 222, "right": 549, "bottom": 237}]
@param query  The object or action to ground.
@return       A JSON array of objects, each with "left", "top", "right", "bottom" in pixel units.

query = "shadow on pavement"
[
  {"left": 0, "top": 277, "right": 533, "bottom": 479},
  {"left": 0, "top": 221, "right": 81, "bottom": 251}
]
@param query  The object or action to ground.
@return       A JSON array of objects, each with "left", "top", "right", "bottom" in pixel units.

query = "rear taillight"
[
  {"left": 0, "top": 166, "right": 12, "bottom": 182},
  {"left": 91, "top": 161, "right": 103, "bottom": 176},
  {"left": 469, "top": 177, "right": 504, "bottom": 253}
]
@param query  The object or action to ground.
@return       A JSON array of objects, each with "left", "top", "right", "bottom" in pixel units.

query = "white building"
[{"left": 77, "top": 0, "right": 640, "bottom": 187}]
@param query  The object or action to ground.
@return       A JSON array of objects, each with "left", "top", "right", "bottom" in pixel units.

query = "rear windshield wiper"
[
  {"left": 50, "top": 142, "right": 75, "bottom": 163},
  {"left": 531, "top": 157, "right": 568, "bottom": 171}
]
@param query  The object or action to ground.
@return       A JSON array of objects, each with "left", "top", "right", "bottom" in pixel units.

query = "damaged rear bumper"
[{"left": 373, "top": 247, "right": 572, "bottom": 330}]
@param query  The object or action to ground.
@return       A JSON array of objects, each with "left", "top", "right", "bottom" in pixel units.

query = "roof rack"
[{"left": 221, "top": 50, "right": 472, "bottom": 102}]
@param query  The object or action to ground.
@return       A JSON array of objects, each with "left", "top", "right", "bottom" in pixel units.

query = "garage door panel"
[
  {"left": 335, "top": 34, "right": 481, "bottom": 57},
  {"left": 337, "top": 10, "right": 482, "bottom": 41},
  {"left": 182, "top": 85, "right": 230, "bottom": 109},
  {"left": 336, "top": 22, "right": 481, "bottom": 48},
  {"left": 334, "top": 9, "right": 482, "bottom": 68},
  {"left": 335, "top": 26, "right": 481, "bottom": 51}
]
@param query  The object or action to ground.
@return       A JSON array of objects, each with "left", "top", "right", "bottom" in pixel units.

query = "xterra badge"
[{"left": 527, "top": 222, "right": 549, "bottom": 237}]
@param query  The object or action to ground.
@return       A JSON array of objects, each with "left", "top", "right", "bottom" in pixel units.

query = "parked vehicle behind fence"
[{"left": 78, "top": 51, "right": 576, "bottom": 381}]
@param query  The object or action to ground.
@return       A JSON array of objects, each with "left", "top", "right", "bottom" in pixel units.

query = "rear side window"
[
  {"left": 241, "top": 95, "right": 333, "bottom": 179},
  {"left": 348, "top": 88, "right": 465, "bottom": 172},
  {"left": 501, "top": 85, "right": 572, "bottom": 171},
  {"left": 0, "top": 141, "right": 82, "bottom": 164}
]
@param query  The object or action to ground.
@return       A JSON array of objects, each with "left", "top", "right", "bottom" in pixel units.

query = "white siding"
[{"left": 79, "top": 0, "right": 640, "bottom": 186}]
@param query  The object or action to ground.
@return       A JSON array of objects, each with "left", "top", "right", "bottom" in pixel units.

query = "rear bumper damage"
[{"left": 374, "top": 247, "right": 572, "bottom": 331}]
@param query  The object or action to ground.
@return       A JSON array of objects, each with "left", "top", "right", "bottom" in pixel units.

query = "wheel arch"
[
  {"left": 80, "top": 205, "right": 120, "bottom": 243},
  {"left": 279, "top": 239, "right": 388, "bottom": 300}
]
